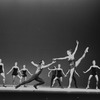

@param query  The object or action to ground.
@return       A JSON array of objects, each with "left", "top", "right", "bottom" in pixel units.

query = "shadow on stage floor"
[{"left": 0, "top": 91, "right": 100, "bottom": 100}]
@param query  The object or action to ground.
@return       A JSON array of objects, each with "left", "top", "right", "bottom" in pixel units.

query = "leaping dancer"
[
  {"left": 0, "top": 59, "right": 6, "bottom": 87},
  {"left": 7, "top": 62, "right": 22, "bottom": 86},
  {"left": 15, "top": 60, "right": 56, "bottom": 89},
  {"left": 19, "top": 65, "right": 32, "bottom": 87},
  {"left": 53, "top": 40, "right": 89, "bottom": 88},
  {"left": 83, "top": 60, "right": 100, "bottom": 89}
]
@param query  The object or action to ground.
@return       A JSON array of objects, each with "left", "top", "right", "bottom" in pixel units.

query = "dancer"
[
  {"left": 51, "top": 64, "right": 66, "bottom": 88},
  {"left": 48, "top": 66, "right": 57, "bottom": 87},
  {"left": 15, "top": 60, "right": 56, "bottom": 89},
  {"left": 0, "top": 59, "right": 6, "bottom": 87},
  {"left": 19, "top": 65, "right": 32, "bottom": 87},
  {"left": 53, "top": 40, "right": 89, "bottom": 88},
  {"left": 7, "top": 62, "right": 22, "bottom": 86},
  {"left": 83, "top": 60, "right": 100, "bottom": 89}
]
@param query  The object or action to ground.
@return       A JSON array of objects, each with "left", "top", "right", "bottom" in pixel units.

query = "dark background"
[{"left": 0, "top": 0, "right": 100, "bottom": 89}]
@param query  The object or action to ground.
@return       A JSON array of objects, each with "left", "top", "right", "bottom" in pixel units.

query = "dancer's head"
[
  {"left": 0, "top": 59, "right": 2, "bottom": 63},
  {"left": 92, "top": 60, "right": 96, "bottom": 65},
  {"left": 58, "top": 64, "right": 61, "bottom": 68},
  {"left": 23, "top": 65, "right": 26, "bottom": 68},
  {"left": 39, "top": 60, "right": 45, "bottom": 65},
  {"left": 67, "top": 49, "right": 72, "bottom": 56},
  {"left": 15, "top": 62, "right": 18, "bottom": 66}
]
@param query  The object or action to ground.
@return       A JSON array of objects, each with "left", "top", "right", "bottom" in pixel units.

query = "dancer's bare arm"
[
  {"left": 72, "top": 40, "right": 79, "bottom": 56},
  {"left": 31, "top": 61, "right": 38, "bottom": 67},
  {"left": 42, "top": 61, "right": 56, "bottom": 69},
  {"left": 83, "top": 66, "right": 92, "bottom": 73},
  {"left": 7, "top": 67, "right": 13, "bottom": 75}
]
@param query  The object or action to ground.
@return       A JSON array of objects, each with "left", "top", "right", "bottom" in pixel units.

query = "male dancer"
[
  {"left": 83, "top": 60, "right": 100, "bottom": 89},
  {"left": 15, "top": 60, "right": 56, "bottom": 89},
  {"left": 7, "top": 62, "right": 22, "bottom": 86},
  {"left": 20, "top": 65, "right": 32, "bottom": 87},
  {"left": 0, "top": 59, "right": 6, "bottom": 87},
  {"left": 48, "top": 66, "right": 57, "bottom": 87},
  {"left": 53, "top": 40, "right": 89, "bottom": 88},
  {"left": 51, "top": 64, "right": 66, "bottom": 88}
]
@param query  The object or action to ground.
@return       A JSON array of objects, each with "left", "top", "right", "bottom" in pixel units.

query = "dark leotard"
[
  {"left": 12, "top": 68, "right": 18, "bottom": 76},
  {"left": 0, "top": 65, "right": 3, "bottom": 73},
  {"left": 91, "top": 67, "right": 97, "bottom": 76},
  {"left": 68, "top": 59, "right": 75, "bottom": 69},
  {"left": 21, "top": 70, "right": 27, "bottom": 77},
  {"left": 56, "top": 70, "right": 64, "bottom": 78}
]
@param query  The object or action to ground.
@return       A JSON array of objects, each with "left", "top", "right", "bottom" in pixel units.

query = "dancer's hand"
[
  {"left": 76, "top": 40, "right": 79, "bottom": 45},
  {"left": 52, "top": 60, "right": 56, "bottom": 64},
  {"left": 83, "top": 71, "right": 86, "bottom": 73},
  {"left": 52, "top": 58, "right": 56, "bottom": 61},
  {"left": 85, "top": 47, "right": 89, "bottom": 53}
]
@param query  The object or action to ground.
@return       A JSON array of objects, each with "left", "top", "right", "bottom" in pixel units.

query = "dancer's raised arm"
[
  {"left": 72, "top": 40, "right": 79, "bottom": 56},
  {"left": 31, "top": 61, "right": 38, "bottom": 67},
  {"left": 41, "top": 61, "right": 56, "bottom": 69}
]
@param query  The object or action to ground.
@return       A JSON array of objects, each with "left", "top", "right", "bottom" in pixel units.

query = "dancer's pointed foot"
[
  {"left": 86, "top": 86, "right": 89, "bottom": 89},
  {"left": 34, "top": 85, "right": 37, "bottom": 89},
  {"left": 3, "top": 84, "right": 6, "bottom": 87},
  {"left": 96, "top": 87, "right": 99, "bottom": 90},
  {"left": 15, "top": 85, "right": 20, "bottom": 89}
]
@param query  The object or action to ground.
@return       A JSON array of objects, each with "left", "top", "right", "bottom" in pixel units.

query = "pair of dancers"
[{"left": 6, "top": 62, "right": 32, "bottom": 87}]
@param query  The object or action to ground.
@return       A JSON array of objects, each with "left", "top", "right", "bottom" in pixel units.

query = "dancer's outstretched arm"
[
  {"left": 96, "top": 65, "right": 100, "bottom": 70},
  {"left": 6, "top": 67, "right": 13, "bottom": 75},
  {"left": 65, "top": 69, "right": 70, "bottom": 77},
  {"left": 75, "top": 70, "right": 80, "bottom": 77},
  {"left": 27, "top": 69, "right": 32, "bottom": 76},
  {"left": 31, "top": 61, "right": 38, "bottom": 67},
  {"left": 42, "top": 61, "right": 56, "bottom": 69},
  {"left": 75, "top": 47, "right": 89, "bottom": 67},
  {"left": 48, "top": 67, "right": 55, "bottom": 70},
  {"left": 53, "top": 56, "right": 68, "bottom": 60},
  {"left": 61, "top": 69, "right": 66, "bottom": 77},
  {"left": 83, "top": 66, "right": 92, "bottom": 73},
  {"left": 72, "top": 40, "right": 79, "bottom": 56}
]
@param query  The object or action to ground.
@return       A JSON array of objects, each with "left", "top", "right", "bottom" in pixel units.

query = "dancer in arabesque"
[{"left": 53, "top": 40, "right": 89, "bottom": 88}]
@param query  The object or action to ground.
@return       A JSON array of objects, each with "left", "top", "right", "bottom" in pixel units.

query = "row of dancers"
[{"left": 0, "top": 40, "right": 100, "bottom": 90}]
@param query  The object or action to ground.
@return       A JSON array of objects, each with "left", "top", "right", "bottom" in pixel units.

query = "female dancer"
[
  {"left": 7, "top": 62, "right": 22, "bottom": 86},
  {"left": 20, "top": 65, "right": 32, "bottom": 87},
  {"left": 83, "top": 60, "right": 100, "bottom": 89},
  {"left": 15, "top": 60, "right": 56, "bottom": 89},
  {"left": 0, "top": 59, "right": 6, "bottom": 87},
  {"left": 53, "top": 40, "right": 89, "bottom": 88}
]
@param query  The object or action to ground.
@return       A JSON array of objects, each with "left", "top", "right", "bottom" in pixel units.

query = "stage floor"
[{"left": 0, "top": 85, "right": 100, "bottom": 93}]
